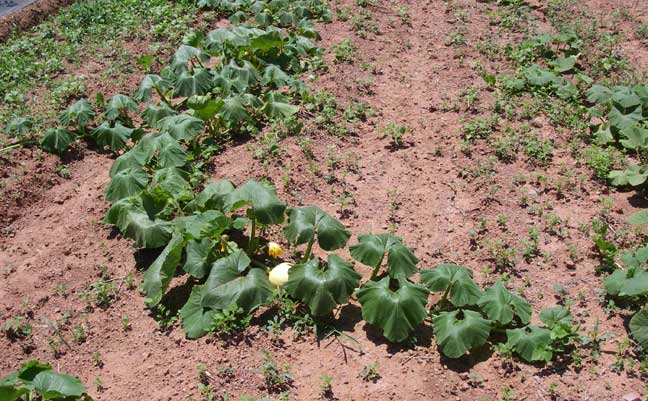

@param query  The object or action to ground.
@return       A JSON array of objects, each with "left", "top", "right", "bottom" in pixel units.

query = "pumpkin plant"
[{"left": 0, "top": 360, "right": 93, "bottom": 401}]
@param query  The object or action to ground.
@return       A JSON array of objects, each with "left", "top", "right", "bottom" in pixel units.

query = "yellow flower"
[
  {"left": 267, "top": 241, "right": 283, "bottom": 258},
  {"left": 269, "top": 262, "right": 292, "bottom": 287}
]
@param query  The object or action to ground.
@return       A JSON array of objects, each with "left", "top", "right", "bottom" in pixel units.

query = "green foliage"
[
  {"left": 505, "top": 306, "right": 580, "bottom": 363},
  {"left": 356, "top": 278, "right": 429, "bottom": 343},
  {"left": 258, "top": 351, "right": 293, "bottom": 391},
  {"left": 284, "top": 206, "right": 351, "bottom": 260},
  {"left": 477, "top": 281, "right": 531, "bottom": 325},
  {"left": 599, "top": 244, "right": 648, "bottom": 351},
  {"left": 3, "top": 117, "right": 32, "bottom": 138},
  {"left": 629, "top": 310, "right": 648, "bottom": 351},
  {"left": 421, "top": 264, "right": 481, "bottom": 308},
  {"left": 350, "top": 233, "right": 419, "bottom": 280},
  {"left": 586, "top": 84, "right": 648, "bottom": 189},
  {"left": 380, "top": 121, "right": 411, "bottom": 147},
  {"left": 433, "top": 310, "right": 491, "bottom": 358},
  {"left": 0, "top": 360, "right": 93, "bottom": 401},
  {"left": 284, "top": 255, "right": 360, "bottom": 316}
]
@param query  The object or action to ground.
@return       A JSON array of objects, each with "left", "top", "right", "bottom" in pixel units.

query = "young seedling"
[
  {"left": 319, "top": 373, "right": 334, "bottom": 399},
  {"left": 259, "top": 351, "right": 293, "bottom": 391},
  {"left": 358, "top": 362, "right": 380, "bottom": 382}
]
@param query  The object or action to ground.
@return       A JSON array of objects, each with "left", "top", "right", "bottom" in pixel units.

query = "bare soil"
[{"left": 1, "top": 1, "right": 647, "bottom": 400}]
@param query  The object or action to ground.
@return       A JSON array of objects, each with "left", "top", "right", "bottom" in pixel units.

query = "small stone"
[{"left": 622, "top": 393, "right": 642, "bottom": 401}]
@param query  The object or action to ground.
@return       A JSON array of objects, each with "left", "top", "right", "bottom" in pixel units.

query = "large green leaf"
[
  {"left": 157, "top": 114, "right": 205, "bottom": 142},
  {"left": 604, "top": 267, "right": 648, "bottom": 297},
  {"left": 59, "top": 99, "right": 95, "bottom": 130},
  {"left": 283, "top": 206, "right": 350, "bottom": 251},
  {"left": 262, "top": 92, "right": 299, "bottom": 119},
  {"left": 549, "top": 55, "right": 577, "bottom": 73},
  {"left": 628, "top": 210, "right": 648, "bottom": 225},
  {"left": 134, "top": 74, "right": 171, "bottom": 102},
  {"left": 218, "top": 60, "right": 260, "bottom": 93},
  {"left": 173, "top": 68, "right": 213, "bottom": 97},
  {"left": 506, "top": 325, "right": 553, "bottom": 362},
  {"left": 477, "top": 281, "right": 531, "bottom": 325},
  {"left": 105, "top": 198, "right": 174, "bottom": 248},
  {"left": 609, "top": 165, "right": 648, "bottom": 187},
  {"left": 151, "top": 167, "right": 192, "bottom": 199},
  {"left": 620, "top": 246, "right": 648, "bottom": 270},
  {"left": 177, "top": 210, "right": 231, "bottom": 240},
  {"left": 225, "top": 180, "right": 286, "bottom": 225},
  {"left": 156, "top": 134, "right": 188, "bottom": 169},
  {"left": 619, "top": 126, "right": 648, "bottom": 150},
  {"left": 40, "top": 128, "right": 75, "bottom": 154},
  {"left": 356, "top": 277, "right": 429, "bottom": 343},
  {"left": 219, "top": 96, "right": 251, "bottom": 124},
  {"left": 539, "top": 306, "right": 572, "bottom": 328},
  {"left": 608, "top": 106, "right": 642, "bottom": 131},
  {"left": 91, "top": 122, "right": 135, "bottom": 151},
  {"left": 142, "top": 232, "right": 184, "bottom": 306},
  {"left": 349, "top": 234, "right": 419, "bottom": 279},
  {"left": 186, "top": 180, "right": 235, "bottom": 212},
  {"left": 104, "top": 94, "right": 137, "bottom": 122},
  {"left": 629, "top": 309, "right": 648, "bottom": 351},
  {"left": 420, "top": 264, "right": 482, "bottom": 307},
  {"left": 202, "top": 266, "right": 273, "bottom": 313},
  {"left": 432, "top": 310, "right": 491, "bottom": 358},
  {"left": 170, "top": 45, "right": 210, "bottom": 73},
  {"left": 3, "top": 117, "right": 32, "bottom": 136},
  {"left": 105, "top": 167, "right": 149, "bottom": 202},
  {"left": 179, "top": 285, "right": 216, "bottom": 339},
  {"left": 284, "top": 254, "right": 360, "bottom": 316},
  {"left": 524, "top": 65, "right": 558, "bottom": 87},
  {"left": 611, "top": 86, "right": 642, "bottom": 110},
  {"left": 142, "top": 103, "right": 178, "bottom": 127},
  {"left": 0, "top": 372, "right": 23, "bottom": 401},
  {"left": 262, "top": 64, "right": 291, "bottom": 87},
  {"left": 586, "top": 84, "right": 612, "bottom": 104},
  {"left": 183, "top": 238, "right": 214, "bottom": 279},
  {"left": 32, "top": 370, "right": 86, "bottom": 400}
]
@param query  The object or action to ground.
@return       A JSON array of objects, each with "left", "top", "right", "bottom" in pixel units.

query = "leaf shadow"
[
  {"left": 361, "top": 320, "right": 434, "bottom": 354},
  {"left": 132, "top": 246, "right": 165, "bottom": 271},
  {"left": 439, "top": 343, "right": 493, "bottom": 372},
  {"left": 627, "top": 193, "right": 648, "bottom": 209},
  {"left": 383, "top": 140, "right": 415, "bottom": 152},
  {"left": 158, "top": 278, "right": 195, "bottom": 315}
]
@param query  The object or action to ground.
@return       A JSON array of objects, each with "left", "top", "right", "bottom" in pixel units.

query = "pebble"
[{"left": 622, "top": 393, "right": 642, "bottom": 401}]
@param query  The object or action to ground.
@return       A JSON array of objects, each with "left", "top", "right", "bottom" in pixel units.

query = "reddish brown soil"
[
  {"left": 1, "top": 1, "right": 647, "bottom": 401},
  {"left": 0, "top": 0, "right": 74, "bottom": 39}
]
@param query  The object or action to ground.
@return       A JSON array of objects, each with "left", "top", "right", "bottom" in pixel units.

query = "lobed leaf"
[
  {"left": 283, "top": 206, "right": 350, "bottom": 251},
  {"left": 284, "top": 254, "right": 360, "bottom": 316},
  {"left": 420, "top": 264, "right": 482, "bottom": 307},
  {"left": 356, "top": 277, "right": 429, "bottom": 343},
  {"left": 432, "top": 310, "right": 491, "bottom": 358},
  {"left": 142, "top": 232, "right": 184, "bottom": 306},
  {"left": 477, "top": 281, "right": 531, "bottom": 325}
]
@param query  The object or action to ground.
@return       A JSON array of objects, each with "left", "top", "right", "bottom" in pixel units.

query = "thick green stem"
[
  {"left": 439, "top": 285, "right": 452, "bottom": 305},
  {"left": 0, "top": 140, "right": 35, "bottom": 153},
  {"left": 368, "top": 252, "right": 386, "bottom": 281},
  {"left": 155, "top": 87, "right": 172, "bottom": 107},
  {"left": 302, "top": 236, "right": 315, "bottom": 263},
  {"left": 247, "top": 217, "right": 257, "bottom": 254}
]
